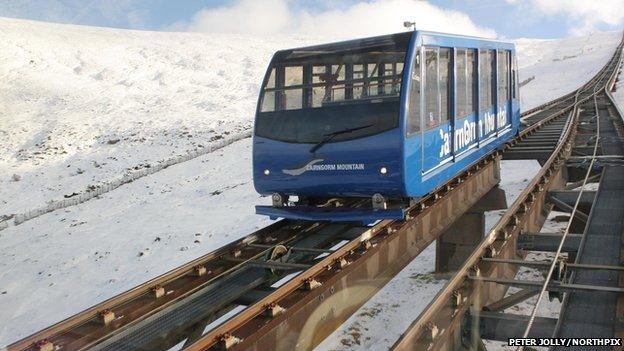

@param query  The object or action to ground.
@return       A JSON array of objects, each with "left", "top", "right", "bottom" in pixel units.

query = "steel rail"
[
  {"left": 604, "top": 44, "right": 624, "bottom": 345},
  {"left": 391, "top": 33, "right": 624, "bottom": 350},
  {"left": 550, "top": 45, "right": 624, "bottom": 343},
  {"left": 518, "top": 84, "right": 601, "bottom": 348},
  {"left": 8, "top": 39, "right": 620, "bottom": 351}
]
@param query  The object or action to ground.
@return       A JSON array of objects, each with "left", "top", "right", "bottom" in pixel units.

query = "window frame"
[
  {"left": 478, "top": 49, "right": 491, "bottom": 112},
  {"left": 467, "top": 48, "right": 477, "bottom": 116},
  {"left": 260, "top": 62, "right": 406, "bottom": 112},
  {"left": 511, "top": 51, "right": 520, "bottom": 100},
  {"left": 496, "top": 49, "right": 510, "bottom": 108},
  {"left": 423, "top": 46, "right": 440, "bottom": 130},
  {"left": 407, "top": 46, "right": 423, "bottom": 136},
  {"left": 455, "top": 48, "right": 468, "bottom": 120},
  {"left": 438, "top": 47, "right": 452, "bottom": 126},
  {"left": 489, "top": 49, "right": 497, "bottom": 111}
]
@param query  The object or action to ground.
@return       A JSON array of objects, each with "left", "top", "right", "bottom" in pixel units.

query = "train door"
[
  {"left": 511, "top": 52, "right": 521, "bottom": 131},
  {"left": 404, "top": 45, "right": 422, "bottom": 190},
  {"left": 422, "top": 46, "right": 453, "bottom": 174},
  {"left": 453, "top": 48, "right": 478, "bottom": 158},
  {"left": 478, "top": 49, "right": 497, "bottom": 144},
  {"left": 496, "top": 50, "right": 511, "bottom": 132}
]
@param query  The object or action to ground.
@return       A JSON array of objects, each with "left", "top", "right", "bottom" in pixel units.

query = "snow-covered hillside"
[
  {"left": 0, "top": 16, "right": 621, "bottom": 347},
  {"left": 516, "top": 31, "right": 621, "bottom": 109},
  {"left": 0, "top": 17, "right": 311, "bottom": 218},
  {"left": 612, "top": 47, "right": 624, "bottom": 112}
]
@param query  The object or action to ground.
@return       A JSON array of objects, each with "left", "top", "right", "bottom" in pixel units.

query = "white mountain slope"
[
  {"left": 0, "top": 17, "right": 311, "bottom": 218},
  {"left": 0, "top": 16, "right": 620, "bottom": 347}
]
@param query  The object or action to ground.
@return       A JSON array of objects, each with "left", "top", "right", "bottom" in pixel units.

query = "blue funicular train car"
[{"left": 253, "top": 30, "right": 520, "bottom": 223}]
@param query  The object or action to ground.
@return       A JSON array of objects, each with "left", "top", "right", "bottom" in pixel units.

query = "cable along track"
[
  {"left": 8, "top": 37, "right": 624, "bottom": 351},
  {"left": 392, "top": 33, "right": 624, "bottom": 350}
]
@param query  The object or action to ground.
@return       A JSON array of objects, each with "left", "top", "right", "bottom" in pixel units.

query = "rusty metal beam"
[
  {"left": 477, "top": 311, "right": 557, "bottom": 341},
  {"left": 470, "top": 276, "right": 624, "bottom": 294},
  {"left": 517, "top": 233, "right": 582, "bottom": 252},
  {"left": 547, "top": 195, "right": 589, "bottom": 222},
  {"left": 483, "top": 289, "right": 538, "bottom": 312},
  {"left": 547, "top": 190, "right": 596, "bottom": 207},
  {"left": 564, "top": 173, "right": 601, "bottom": 190}
]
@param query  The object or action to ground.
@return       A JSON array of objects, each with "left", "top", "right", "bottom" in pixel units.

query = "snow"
[
  {"left": 516, "top": 31, "right": 621, "bottom": 110},
  {"left": 0, "top": 16, "right": 621, "bottom": 347},
  {"left": 611, "top": 47, "right": 624, "bottom": 113},
  {"left": 0, "top": 16, "right": 311, "bottom": 218}
]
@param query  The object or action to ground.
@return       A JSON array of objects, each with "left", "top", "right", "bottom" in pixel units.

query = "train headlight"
[
  {"left": 379, "top": 166, "right": 388, "bottom": 175},
  {"left": 272, "top": 193, "right": 287, "bottom": 207},
  {"left": 263, "top": 169, "right": 270, "bottom": 176}
]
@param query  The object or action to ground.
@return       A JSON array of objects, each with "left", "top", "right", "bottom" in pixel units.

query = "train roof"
[
  {"left": 417, "top": 30, "right": 515, "bottom": 50},
  {"left": 416, "top": 30, "right": 514, "bottom": 45},
  {"left": 273, "top": 30, "right": 514, "bottom": 58}
]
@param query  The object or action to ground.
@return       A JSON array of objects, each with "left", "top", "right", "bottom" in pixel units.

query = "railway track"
[
  {"left": 8, "top": 35, "right": 624, "bottom": 351},
  {"left": 392, "top": 33, "right": 624, "bottom": 350}
]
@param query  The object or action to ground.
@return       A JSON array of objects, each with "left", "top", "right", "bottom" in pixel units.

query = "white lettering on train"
[
  {"left": 439, "top": 128, "right": 451, "bottom": 158},
  {"left": 497, "top": 105, "right": 508, "bottom": 127},
  {"left": 283, "top": 162, "right": 366, "bottom": 175},
  {"left": 306, "top": 163, "right": 365, "bottom": 171},
  {"left": 479, "top": 106, "right": 508, "bottom": 137},
  {"left": 439, "top": 107, "right": 509, "bottom": 159},
  {"left": 454, "top": 119, "right": 477, "bottom": 151},
  {"left": 480, "top": 110, "right": 496, "bottom": 136}
]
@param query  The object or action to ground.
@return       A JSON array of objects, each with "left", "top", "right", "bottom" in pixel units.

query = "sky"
[{"left": 0, "top": 0, "right": 622, "bottom": 39}]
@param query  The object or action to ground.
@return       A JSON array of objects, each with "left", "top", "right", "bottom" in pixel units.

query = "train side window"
[
  {"left": 331, "top": 64, "right": 346, "bottom": 101},
  {"left": 478, "top": 49, "right": 490, "bottom": 112},
  {"left": 261, "top": 68, "right": 276, "bottom": 112},
  {"left": 367, "top": 63, "right": 379, "bottom": 96},
  {"left": 467, "top": 49, "right": 476, "bottom": 115},
  {"left": 284, "top": 89, "right": 303, "bottom": 110},
  {"left": 512, "top": 53, "right": 519, "bottom": 99},
  {"left": 507, "top": 51, "right": 512, "bottom": 100},
  {"left": 266, "top": 68, "right": 276, "bottom": 88},
  {"left": 439, "top": 47, "right": 451, "bottom": 124},
  {"left": 285, "top": 66, "right": 303, "bottom": 86},
  {"left": 407, "top": 50, "right": 421, "bottom": 135},
  {"left": 424, "top": 47, "right": 439, "bottom": 129},
  {"left": 311, "top": 65, "right": 327, "bottom": 108},
  {"left": 284, "top": 66, "right": 303, "bottom": 110},
  {"left": 352, "top": 64, "right": 365, "bottom": 99},
  {"left": 489, "top": 49, "right": 496, "bottom": 108},
  {"left": 455, "top": 49, "right": 467, "bottom": 119},
  {"left": 497, "top": 50, "right": 509, "bottom": 107},
  {"left": 394, "top": 62, "right": 404, "bottom": 94}
]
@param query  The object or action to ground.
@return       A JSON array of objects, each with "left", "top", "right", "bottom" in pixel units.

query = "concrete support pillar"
[
  {"left": 436, "top": 212, "right": 485, "bottom": 273},
  {"left": 436, "top": 186, "right": 508, "bottom": 273}
]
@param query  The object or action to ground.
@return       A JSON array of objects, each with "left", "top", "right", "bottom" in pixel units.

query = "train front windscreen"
[{"left": 255, "top": 32, "right": 412, "bottom": 145}]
